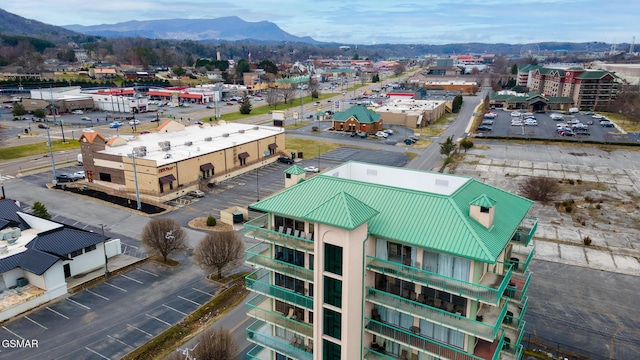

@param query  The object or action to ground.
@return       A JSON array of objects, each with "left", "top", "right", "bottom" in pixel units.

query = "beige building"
[
  {"left": 375, "top": 98, "right": 447, "bottom": 128},
  {"left": 79, "top": 120, "right": 285, "bottom": 203}
]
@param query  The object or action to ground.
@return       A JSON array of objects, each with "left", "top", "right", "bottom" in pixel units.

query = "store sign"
[{"left": 158, "top": 166, "right": 174, "bottom": 173}]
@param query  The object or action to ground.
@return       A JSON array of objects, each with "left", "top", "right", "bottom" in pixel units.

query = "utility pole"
[{"left": 100, "top": 224, "right": 109, "bottom": 278}]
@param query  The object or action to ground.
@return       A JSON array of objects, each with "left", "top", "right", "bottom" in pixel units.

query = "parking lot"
[
  {"left": 0, "top": 261, "right": 218, "bottom": 359},
  {"left": 475, "top": 109, "right": 640, "bottom": 143}
]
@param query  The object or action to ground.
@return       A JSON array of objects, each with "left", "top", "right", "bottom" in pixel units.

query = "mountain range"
[{"left": 63, "top": 16, "right": 320, "bottom": 44}]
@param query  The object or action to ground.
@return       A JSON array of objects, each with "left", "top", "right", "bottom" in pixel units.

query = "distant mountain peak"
[{"left": 63, "top": 16, "right": 320, "bottom": 44}]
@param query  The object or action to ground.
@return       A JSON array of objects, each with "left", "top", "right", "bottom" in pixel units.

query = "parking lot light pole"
[
  {"left": 128, "top": 153, "right": 142, "bottom": 210},
  {"left": 100, "top": 224, "right": 109, "bottom": 278}
]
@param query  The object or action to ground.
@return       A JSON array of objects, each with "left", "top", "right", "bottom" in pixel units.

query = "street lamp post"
[
  {"left": 100, "top": 224, "right": 109, "bottom": 278},
  {"left": 256, "top": 167, "right": 260, "bottom": 202},
  {"left": 0, "top": 171, "right": 5, "bottom": 200},
  {"left": 128, "top": 153, "right": 142, "bottom": 210}
]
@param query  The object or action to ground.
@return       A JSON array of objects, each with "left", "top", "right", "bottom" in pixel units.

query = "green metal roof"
[
  {"left": 575, "top": 70, "right": 618, "bottom": 80},
  {"left": 470, "top": 194, "right": 496, "bottom": 208},
  {"left": 303, "top": 191, "right": 379, "bottom": 230},
  {"left": 283, "top": 165, "right": 306, "bottom": 175},
  {"left": 251, "top": 167, "right": 534, "bottom": 263},
  {"left": 333, "top": 105, "right": 381, "bottom": 123}
]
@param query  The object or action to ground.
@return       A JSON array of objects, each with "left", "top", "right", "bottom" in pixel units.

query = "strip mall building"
[{"left": 79, "top": 120, "right": 285, "bottom": 203}]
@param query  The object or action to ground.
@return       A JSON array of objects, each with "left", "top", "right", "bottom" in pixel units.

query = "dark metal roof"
[
  {"left": 0, "top": 252, "right": 24, "bottom": 273},
  {"left": 0, "top": 199, "right": 29, "bottom": 230},
  {"left": 238, "top": 152, "right": 250, "bottom": 159},
  {"left": 159, "top": 174, "right": 176, "bottom": 184},
  {"left": 19, "top": 249, "right": 60, "bottom": 275},
  {"left": 268, "top": 143, "right": 278, "bottom": 150},
  {"left": 26, "top": 228, "right": 104, "bottom": 257},
  {"left": 200, "top": 163, "right": 214, "bottom": 171}
]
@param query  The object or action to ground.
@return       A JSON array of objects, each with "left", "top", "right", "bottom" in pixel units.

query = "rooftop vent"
[
  {"left": 204, "top": 137, "right": 212, "bottom": 142},
  {"left": 184, "top": 141, "right": 193, "bottom": 146},
  {"left": 222, "top": 133, "right": 230, "bottom": 137},
  {"left": 238, "top": 130, "right": 245, "bottom": 134},
  {"left": 253, "top": 126, "right": 259, "bottom": 130}
]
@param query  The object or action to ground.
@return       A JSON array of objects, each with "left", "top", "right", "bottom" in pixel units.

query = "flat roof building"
[
  {"left": 244, "top": 161, "right": 536, "bottom": 360},
  {"left": 79, "top": 120, "right": 285, "bottom": 203},
  {"left": 375, "top": 98, "right": 447, "bottom": 128}
]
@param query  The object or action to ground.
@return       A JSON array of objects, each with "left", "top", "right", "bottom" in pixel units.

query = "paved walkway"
[
  {"left": 457, "top": 145, "right": 640, "bottom": 277},
  {"left": 66, "top": 254, "right": 145, "bottom": 290}
]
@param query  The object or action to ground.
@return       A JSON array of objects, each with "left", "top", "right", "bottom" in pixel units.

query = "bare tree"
[
  {"left": 141, "top": 218, "right": 188, "bottom": 263},
  {"left": 279, "top": 79, "right": 297, "bottom": 105},
  {"left": 193, "top": 231, "right": 244, "bottom": 279},
  {"left": 519, "top": 177, "right": 559, "bottom": 204},
  {"left": 194, "top": 327, "right": 239, "bottom": 360},
  {"left": 265, "top": 87, "right": 282, "bottom": 108}
]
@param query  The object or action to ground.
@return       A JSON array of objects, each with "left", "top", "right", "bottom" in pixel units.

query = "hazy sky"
[{"left": 3, "top": 1, "right": 638, "bottom": 45}]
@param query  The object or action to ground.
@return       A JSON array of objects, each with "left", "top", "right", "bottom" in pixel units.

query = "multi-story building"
[
  {"left": 518, "top": 65, "right": 619, "bottom": 111},
  {"left": 243, "top": 162, "right": 537, "bottom": 360}
]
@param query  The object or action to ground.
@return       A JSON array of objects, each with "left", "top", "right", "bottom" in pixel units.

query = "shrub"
[
  {"left": 311, "top": 126, "right": 319, "bottom": 131},
  {"left": 584, "top": 196, "right": 594, "bottom": 203},
  {"left": 567, "top": 179, "right": 575, "bottom": 185},
  {"left": 583, "top": 236, "right": 592, "bottom": 246},
  {"left": 206, "top": 215, "right": 217, "bottom": 226},
  {"left": 595, "top": 204, "right": 602, "bottom": 210},
  {"left": 519, "top": 177, "right": 559, "bottom": 203},
  {"left": 565, "top": 205, "right": 573, "bottom": 213}
]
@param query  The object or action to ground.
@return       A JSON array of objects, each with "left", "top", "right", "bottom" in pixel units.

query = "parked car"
[
  {"left": 226, "top": 102, "right": 234, "bottom": 105},
  {"left": 375, "top": 131, "right": 388, "bottom": 138},
  {"left": 476, "top": 125, "right": 492, "bottom": 132},
  {"left": 187, "top": 190, "right": 205, "bottom": 198},
  {"left": 481, "top": 120, "right": 494, "bottom": 125},
  {"left": 550, "top": 113, "right": 564, "bottom": 120},
  {"left": 72, "top": 110, "right": 84, "bottom": 115},
  {"left": 524, "top": 119, "right": 538, "bottom": 126},
  {"left": 303, "top": 166, "right": 319, "bottom": 173},
  {"left": 56, "top": 173, "right": 77, "bottom": 182},
  {"left": 566, "top": 118, "right": 580, "bottom": 125},
  {"left": 109, "top": 121, "right": 123, "bottom": 128},
  {"left": 81, "top": 116, "right": 91, "bottom": 121},
  {"left": 572, "top": 123, "right": 588, "bottom": 130},
  {"left": 574, "top": 129, "right": 591, "bottom": 136},
  {"left": 3, "top": 104, "right": 13, "bottom": 109},
  {"left": 384, "top": 129, "right": 394, "bottom": 135},
  {"left": 561, "top": 130, "right": 575, "bottom": 136},
  {"left": 592, "top": 114, "right": 605, "bottom": 120},
  {"left": 128, "top": 119, "right": 141, "bottom": 125},
  {"left": 484, "top": 113, "right": 497, "bottom": 119},
  {"left": 601, "top": 121, "right": 615, "bottom": 127},
  {"left": 510, "top": 111, "right": 522, "bottom": 117},
  {"left": 140, "top": 130, "right": 151, "bottom": 134},
  {"left": 73, "top": 171, "right": 86, "bottom": 179},
  {"left": 278, "top": 157, "right": 294, "bottom": 165},
  {"left": 511, "top": 120, "right": 523, "bottom": 126},
  {"left": 38, "top": 123, "right": 49, "bottom": 129},
  {"left": 206, "top": 104, "right": 214, "bottom": 109}
]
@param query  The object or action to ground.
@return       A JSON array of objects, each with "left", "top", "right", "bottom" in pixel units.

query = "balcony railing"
[
  {"left": 365, "top": 317, "right": 487, "bottom": 360},
  {"left": 505, "top": 270, "right": 531, "bottom": 304},
  {"left": 367, "top": 256, "right": 513, "bottom": 306},
  {"left": 364, "top": 347, "right": 402, "bottom": 360},
  {"left": 246, "top": 294, "right": 314, "bottom": 338},
  {"left": 244, "top": 214, "right": 315, "bottom": 253},
  {"left": 366, "top": 287, "right": 507, "bottom": 341},
  {"left": 502, "top": 320, "right": 526, "bottom": 358},
  {"left": 510, "top": 217, "right": 537, "bottom": 247},
  {"left": 246, "top": 243, "right": 314, "bottom": 282},
  {"left": 505, "top": 295, "right": 528, "bottom": 330},
  {"left": 245, "top": 269, "right": 314, "bottom": 310},
  {"left": 508, "top": 245, "right": 534, "bottom": 275},
  {"left": 247, "top": 320, "right": 313, "bottom": 360},
  {"left": 247, "top": 345, "right": 266, "bottom": 360}
]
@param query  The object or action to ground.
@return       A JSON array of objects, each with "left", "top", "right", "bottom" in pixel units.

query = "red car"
[{"left": 226, "top": 102, "right": 234, "bottom": 105}]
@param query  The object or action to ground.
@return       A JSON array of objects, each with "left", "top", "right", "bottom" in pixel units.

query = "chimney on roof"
[{"left": 469, "top": 195, "right": 496, "bottom": 229}]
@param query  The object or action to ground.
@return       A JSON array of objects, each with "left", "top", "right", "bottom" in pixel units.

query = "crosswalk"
[{"left": 0, "top": 174, "right": 15, "bottom": 182}]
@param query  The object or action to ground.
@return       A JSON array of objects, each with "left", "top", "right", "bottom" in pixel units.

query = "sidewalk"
[{"left": 66, "top": 254, "right": 146, "bottom": 291}]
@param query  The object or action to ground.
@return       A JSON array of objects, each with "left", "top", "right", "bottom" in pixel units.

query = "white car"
[
  {"left": 524, "top": 119, "right": 538, "bottom": 126},
  {"left": 550, "top": 113, "right": 564, "bottom": 120},
  {"left": 73, "top": 170, "right": 86, "bottom": 179},
  {"left": 129, "top": 119, "right": 141, "bottom": 125},
  {"left": 511, "top": 120, "right": 523, "bottom": 126},
  {"left": 556, "top": 123, "right": 569, "bottom": 128},
  {"left": 303, "top": 166, "right": 319, "bottom": 173},
  {"left": 375, "top": 131, "right": 388, "bottom": 138},
  {"left": 510, "top": 111, "right": 522, "bottom": 117},
  {"left": 188, "top": 190, "right": 205, "bottom": 198},
  {"left": 72, "top": 110, "right": 84, "bottom": 115}
]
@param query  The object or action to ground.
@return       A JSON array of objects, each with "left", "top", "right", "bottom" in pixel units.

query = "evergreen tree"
[{"left": 32, "top": 202, "right": 51, "bottom": 219}]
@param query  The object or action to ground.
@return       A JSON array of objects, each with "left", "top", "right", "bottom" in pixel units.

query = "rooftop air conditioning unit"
[
  {"left": 161, "top": 146, "right": 171, "bottom": 151},
  {"left": 238, "top": 130, "right": 245, "bottom": 134},
  {"left": 204, "top": 137, "right": 212, "bottom": 142},
  {"left": 222, "top": 133, "right": 230, "bottom": 137},
  {"left": 253, "top": 126, "right": 259, "bottom": 130},
  {"left": 184, "top": 141, "right": 193, "bottom": 146},
  {"left": 0, "top": 245, "right": 7, "bottom": 254},
  {"left": 164, "top": 153, "right": 172, "bottom": 159}
]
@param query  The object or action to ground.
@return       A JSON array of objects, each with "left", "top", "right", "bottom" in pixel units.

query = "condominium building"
[{"left": 243, "top": 162, "right": 537, "bottom": 360}]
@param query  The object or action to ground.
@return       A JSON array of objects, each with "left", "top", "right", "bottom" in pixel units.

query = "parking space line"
[
  {"left": 85, "top": 347, "right": 110, "bottom": 359},
  {"left": 107, "top": 335, "right": 132, "bottom": 348},
  {"left": 86, "top": 289, "right": 109, "bottom": 301},
  {"left": 127, "top": 324, "right": 152, "bottom": 337},
  {"left": 136, "top": 268, "right": 158, "bottom": 277},
  {"left": 2, "top": 326, "right": 25, "bottom": 340},
  {"left": 67, "top": 298, "right": 90, "bottom": 310},
  {"left": 24, "top": 316, "right": 48, "bottom": 330},
  {"left": 146, "top": 314, "right": 171, "bottom": 326},
  {"left": 121, "top": 274, "right": 143, "bottom": 284},
  {"left": 178, "top": 296, "right": 202, "bottom": 306},
  {"left": 46, "top": 307, "right": 69, "bottom": 319},
  {"left": 104, "top": 282, "right": 127, "bottom": 292},
  {"left": 191, "top": 287, "right": 214, "bottom": 297},
  {"left": 163, "top": 304, "right": 188, "bottom": 316}
]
